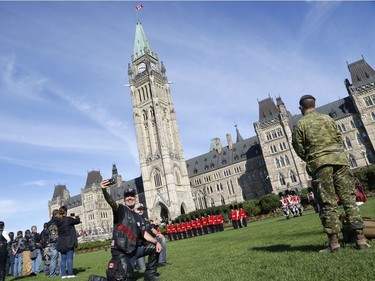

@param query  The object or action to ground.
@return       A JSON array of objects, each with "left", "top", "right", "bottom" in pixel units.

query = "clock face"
[
  {"left": 138, "top": 62, "right": 146, "bottom": 73},
  {"left": 151, "top": 62, "right": 157, "bottom": 71}
]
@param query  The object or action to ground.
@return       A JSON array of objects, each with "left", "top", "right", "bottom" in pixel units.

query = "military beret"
[{"left": 299, "top": 94, "right": 316, "bottom": 105}]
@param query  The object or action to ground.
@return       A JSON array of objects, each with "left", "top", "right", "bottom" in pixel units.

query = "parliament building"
[{"left": 48, "top": 21, "right": 375, "bottom": 233}]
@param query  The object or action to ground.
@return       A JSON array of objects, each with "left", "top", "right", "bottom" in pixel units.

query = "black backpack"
[{"left": 106, "top": 256, "right": 126, "bottom": 281}]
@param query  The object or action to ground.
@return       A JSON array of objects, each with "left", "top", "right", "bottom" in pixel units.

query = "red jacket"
[
  {"left": 166, "top": 225, "right": 172, "bottom": 234},
  {"left": 240, "top": 209, "right": 247, "bottom": 219},
  {"left": 196, "top": 218, "right": 202, "bottom": 228}
]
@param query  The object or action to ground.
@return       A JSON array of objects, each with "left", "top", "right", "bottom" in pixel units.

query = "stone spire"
[
  {"left": 235, "top": 124, "right": 244, "bottom": 142},
  {"left": 132, "top": 20, "right": 158, "bottom": 62}
]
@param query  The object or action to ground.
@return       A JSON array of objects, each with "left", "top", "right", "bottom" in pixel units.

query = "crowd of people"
[{"left": 0, "top": 206, "right": 80, "bottom": 280}]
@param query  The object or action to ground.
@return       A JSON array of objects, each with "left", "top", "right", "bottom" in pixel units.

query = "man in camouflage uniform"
[{"left": 292, "top": 94, "right": 369, "bottom": 253}]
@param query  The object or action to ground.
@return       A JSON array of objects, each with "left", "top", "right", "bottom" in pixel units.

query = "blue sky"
[{"left": 1, "top": 1, "right": 375, "bottom": 233}]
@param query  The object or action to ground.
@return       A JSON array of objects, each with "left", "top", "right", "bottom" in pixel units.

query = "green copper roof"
[{"left": 133, "top": 21, "right": 158, "bottom": 62}]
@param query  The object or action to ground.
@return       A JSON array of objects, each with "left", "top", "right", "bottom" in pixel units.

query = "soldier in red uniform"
[
  {"left": 171, "top": 222, "right": 177, "bottom": 240},
  {"left": 208, "top": 213, "right": 215, "bottom": 233},
  {"left": 186, "top": 219, "right": 192, "bottom": 238},
  {"left": 191, "top": 217, "right": 197, "bottom": 237},
  {"left": 239, "top": 204, "right": 247, "bottom": 227},
  {"left": 216, "top": 211, "right": 224, "bottom": 231},
  {"left": 176, "top": 221, "right": 182, "bottom": 240},
  {"left": 201, "top": 214, "right": 208, "bottom": 235},
  {"left": 195, "top": 217, "right": 203, "bottom": 236},
  {"left": 230, "top": 205, "right": 238, "bottom": 229},
  {"left": 181, "top": 219, "right": 187, "bottom": 239}
]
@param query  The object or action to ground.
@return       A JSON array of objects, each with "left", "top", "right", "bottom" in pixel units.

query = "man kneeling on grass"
[{"left": 101, "top": 179, "right": 162, "bottom": 281}]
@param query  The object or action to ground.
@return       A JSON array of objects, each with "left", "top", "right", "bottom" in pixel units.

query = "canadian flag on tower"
[{"left": 136, "top": 4, "right": 143, "bottom": 11}]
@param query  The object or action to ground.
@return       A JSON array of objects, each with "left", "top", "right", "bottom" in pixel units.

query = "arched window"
[
  {"left": 290, "top": 170, "right": 297, "bottom": 183},
  {"left": 279, "top": 174, "right": 286, "bottom": 185},
  {"left": 348, "top": 155, "right": 357, "bottom": 168},
  {"left": 280, "top": 156, "right": 285, "bottom": 167},
  {"left": 142, "top": 110, "right": 148, "bottom": 121},
  {"left": 367, "top": 150, "right": 375, "bottom": 164},
  {"left": 345, "top": 137, "right": 352, "bottom": 149},
  {"left": 285, "top": 155, "right": 290, "bottom": 166},
  {"left": 174, "top": 169, "right": 181, "bottom": 185},
  {"left": 153, "top": 169, "right": 162, "bottom": 187},
  {"left": 275, "top": 158, "right": 280, "bottom": 169},
  {"left": 350, "top": 120, "right": 356, "bottom": 128},
  {"left": 221, "top": 195, "right": 225, "bottom": 206},
  {"left": 138, "top": 89, "right": 142, "bottom": 103},
  {"left": 356, "top": 133, "right": 363, "bottom": 145}
]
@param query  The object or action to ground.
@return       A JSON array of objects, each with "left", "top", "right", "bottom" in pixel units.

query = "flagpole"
[{"left": 135, "top": 3, "right": 143, "bottom": 21}]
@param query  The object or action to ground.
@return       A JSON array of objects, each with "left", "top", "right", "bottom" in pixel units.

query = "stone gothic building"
[{"left": 49, "top": 21, "right": 375, "bottom": 232}]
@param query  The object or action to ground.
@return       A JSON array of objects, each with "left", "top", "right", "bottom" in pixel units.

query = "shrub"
[
  {"left": 242, "top": 200, "right": 261, "bottom": 216},
  {"left": 258, "top": 193, "right": 280, "bottom": 214}
]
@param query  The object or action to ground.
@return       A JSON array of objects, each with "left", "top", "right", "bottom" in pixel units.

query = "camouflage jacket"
[{"left": 292, "top": 110, "right": 349, "bottom": 174}]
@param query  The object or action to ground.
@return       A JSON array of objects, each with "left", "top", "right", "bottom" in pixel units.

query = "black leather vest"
[{"left": 111, "top": 205, "right": 139, "bottom": 255}]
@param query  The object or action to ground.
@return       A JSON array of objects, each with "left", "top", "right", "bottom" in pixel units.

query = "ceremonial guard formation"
[
  {"left": 166, "top": 213, "right": 226, "bottom": 241},
  {"left": 230, "top": 205, "right": 247, "bottom": 229},
  {"left": 278, "top": 191, "right": 303, "bottom": 220}
]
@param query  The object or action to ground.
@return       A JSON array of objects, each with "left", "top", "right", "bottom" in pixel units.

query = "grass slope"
[{"left": 9, "top": 198, "right": 374, "bottom": 281}]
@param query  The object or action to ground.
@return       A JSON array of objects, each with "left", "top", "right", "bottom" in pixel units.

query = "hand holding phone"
[{"left": 106, "top": 178, "right": 117, "bottom": 186}]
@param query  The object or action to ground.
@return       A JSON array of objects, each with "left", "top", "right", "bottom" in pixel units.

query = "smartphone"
[{"left": 106, "top": 178, "right": 117, "bottom": 185}]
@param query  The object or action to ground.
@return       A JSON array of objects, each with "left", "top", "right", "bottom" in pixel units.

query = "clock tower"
[{"left": 127, "top": 21, "right": 195, "bottom": 220}]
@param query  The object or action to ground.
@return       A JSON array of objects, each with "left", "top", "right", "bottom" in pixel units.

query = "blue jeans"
[
  {"left": 13, "top": 253, "right": 23, "bottom": 276},
  {"left": 31, "top": 249, "right": 41, "bottom": 274},
  {"left": 6, "top": 253, "right": 14, "bottom": 276},
  {"left": 134, "top": 256, "right": 146, "bottom": 271},
  {"left": 49, "top": 244, "right": 59, "bottom": 276},
  {"left": 157, "top": 236, "right": 167, "bottom": 264},
  {"left": 60, "top": 250, "right": 74, "bottom": 277}
]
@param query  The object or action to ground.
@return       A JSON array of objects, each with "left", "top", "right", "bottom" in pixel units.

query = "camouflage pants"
[{"left": 311, "top": 165, "right": 364, "bottom": 234}]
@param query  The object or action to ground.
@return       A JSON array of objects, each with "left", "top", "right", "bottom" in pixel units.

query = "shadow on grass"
[
  {"left": 274, "top": 212, "right": 319, "bottom": 223},
  {"left": 8, "top": 276, "right": 30, "bottom": 280},
  {"left": 73, "top": 266, "right": 90, "bottom": 276},
  {"left": 10, "top": 266, "right": 89, "bottom": 280},
  {"left": 250, "top": 244, "right": 323, "bottom": 252}
]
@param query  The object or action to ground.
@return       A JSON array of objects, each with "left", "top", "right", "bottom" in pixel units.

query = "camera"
[
  {"left": 70, "top": 213, "right": 75, "bottom": 217},
  {"left": 106, "top": 178, "right": 117, "bottom": 186}
]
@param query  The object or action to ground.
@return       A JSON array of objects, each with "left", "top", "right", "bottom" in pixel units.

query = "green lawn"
[{"left": 9, "top": 198, "right": 374, "bottom": 281}]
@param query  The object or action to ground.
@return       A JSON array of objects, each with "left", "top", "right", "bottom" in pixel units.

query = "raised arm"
[{"left": 101, "top": 179, "right": 119, "bottom": 213}]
